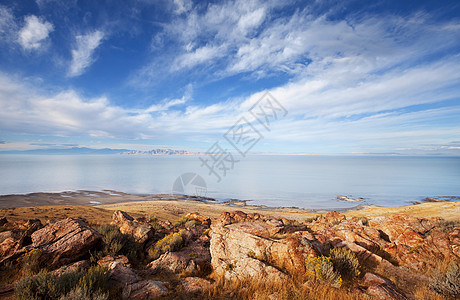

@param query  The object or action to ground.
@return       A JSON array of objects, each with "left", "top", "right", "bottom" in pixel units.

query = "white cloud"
[
  {"left": 173, "top": 0, "right": 192, "bottom": 14},
  {"left": 68, "top": 30, "right": 104, "bottom": 77},
  {"left": 17, "top": 15, "right": 53, "bottom": 50},
  {"left": 0, "top": 5, "right": 16, "bottom": 40}
]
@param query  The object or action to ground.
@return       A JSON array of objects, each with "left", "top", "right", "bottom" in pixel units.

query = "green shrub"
[
  {"left": 330, "top": 248, "right": 360, "bottom": 280},
  {"left": 148, "top": 230, "right": 185, "bottom": 260},
  {"left": 430, "top": 260, "right": 460, "bottom": 297},
  {"left": 15, "top": 266, "right": 109, "bottom": 300},
  {"left": 305, "top": 256, "right": 342, "bottom": 288},
  {"left": 93, "top": 225, "right": 141, "bottom": 263}
]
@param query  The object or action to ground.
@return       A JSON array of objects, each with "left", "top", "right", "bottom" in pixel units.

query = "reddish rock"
[
  {"left": 0, "top": 217, "right": 7, "bottom": 226},
  {"left": 362, "top": 273, "right": 407, "bottom": 299},
  {"left": 125, "top": 280, "right": 168, "bottom": 300},
  {"left": 112, "top": 211, "right": 153, "bottom": 244},
  {"left": 109, "top": 261, "right": 140, "bottom": 285},
  {"left": 179, "top": 277, "right": 211, "bottom": 293},
  {"left": 97, "top": 255, "right": 130, "bottom": 267},
  {"left": 186, "top": 212, "right": 211, "bottom": 226},
  {"left": 31, "top": 217, "right": 102, "bottom": 268},
  {"left": 210, "top": 212, "right": 316, "bottom": 281},
  {"left": 0, "top": 237, "right": 19, "bottom": 258},
  {"left": 366, "top": 284, "right": 407, "bottom": 300}
]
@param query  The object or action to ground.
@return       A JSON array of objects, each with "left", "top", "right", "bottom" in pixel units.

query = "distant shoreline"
[{"left": 0, "top": 189, "right": 458, "bottom": 212}]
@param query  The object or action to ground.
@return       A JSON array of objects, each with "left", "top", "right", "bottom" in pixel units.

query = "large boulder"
[
  {"left": 112, "top": 211, "right": 154, "bottom": 244},
  {"left": 31, "top": 218, "right": 102, "bottom": 268},
  {"left": 210, "top": 211, "right": 316, "bottom": 281}
]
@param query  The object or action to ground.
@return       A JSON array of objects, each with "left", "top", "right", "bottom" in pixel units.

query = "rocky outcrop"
[
  {"left": 112, "top": 211, "right": 154, "bottom": 244},
  {"left": 210, "top": 211, "right": 316, "bottom": 281},
  {"left": 210, "top": 209, "right": 459, "bottom": 299},
  {"left": 31, "top": 218, "right": 101, "bottom": 268},
  {"left": 0, "top": 219, "right": 43, "bottom": 260}
]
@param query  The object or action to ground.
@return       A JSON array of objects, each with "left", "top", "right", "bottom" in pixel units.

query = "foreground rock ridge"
[{"left": 0, "top": 209, "right": 459, "bottom": 299}]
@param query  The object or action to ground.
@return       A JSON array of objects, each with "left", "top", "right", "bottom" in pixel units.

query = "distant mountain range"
[{"left": 0, "top": 147, "right": 204, "bottom": 155}]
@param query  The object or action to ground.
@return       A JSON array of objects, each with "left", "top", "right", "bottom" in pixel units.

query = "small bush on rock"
[
  {"left": 305, "top": 256, "right": 342, "bottom": 288},
  {"left": 330, "top": 248, "right": 360, "bottom": 280},
  {"left": 430, "top": 260, "right": 460, "bottom": 297}
]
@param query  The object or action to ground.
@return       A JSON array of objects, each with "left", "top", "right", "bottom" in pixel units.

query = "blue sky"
[{"left": 0, "top": 0, "right": 459, "bottom": 155}]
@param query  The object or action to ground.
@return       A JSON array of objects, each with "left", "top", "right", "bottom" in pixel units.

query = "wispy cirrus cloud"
[
  {"left": 17, "top": 15, "right": 53, "bottom": 51},
  {"left": 68, "top": 30, "right": 104, "bottom": 77}
]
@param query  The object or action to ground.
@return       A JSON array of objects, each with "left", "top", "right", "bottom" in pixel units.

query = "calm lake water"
[{"left": 0, "top": 154, "right": 459, "bottom": 209}]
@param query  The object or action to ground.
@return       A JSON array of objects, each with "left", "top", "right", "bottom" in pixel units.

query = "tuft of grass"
[
  {"left": 15, "top": 265, "right": 109, "bottom": 300},
  {"left": 430, "top": 260, "right": 460, "bottom": 297},
  {"left": 305, "top": 256, "right": 342, "bottom": 288},
  {"left": 330, "top": 248, "right": 360, "bottom": 280},
  {"left": 203, "top": 275, "right": 362, "bottom": 300},
  {"left": 148, "top": 230, "right": 185, "bottom": 260}
]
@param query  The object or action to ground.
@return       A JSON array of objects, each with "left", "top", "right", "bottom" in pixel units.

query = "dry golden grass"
[
  {"left": 0, "top": 205, "right": 119, "bottom": 225},
  {"left": 1, "top": 200, "right": 459, "bottom": 226},
  {"left": 199, "top": 275, "right": 365, "bottom": 300},
  {"left": 346, "top": 201, "right": 460, "bottom": 221}
]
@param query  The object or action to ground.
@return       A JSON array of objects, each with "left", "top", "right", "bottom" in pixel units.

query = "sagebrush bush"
[
  {"left": 330, "top": 248, "right": 360, "bottom": 280},
  {"left": 15, "top": 266, "right": 109, "bottom": 300},
  {"left": 305, "top": 256, "right": 342, "bottom": 288},
  {"left": 93, "top": 224, "right": 140, "bottom": 262},
  {"left": 148, "top": 230, "right": 185, "bottom": 260},
  {"left": 430, "top": 260, "right": 460, "bottom": 297}
]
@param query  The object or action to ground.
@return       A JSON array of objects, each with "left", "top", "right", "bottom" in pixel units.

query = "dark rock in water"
[{"left": 337, "top": 195, "right": 364, "bottom": 202}]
